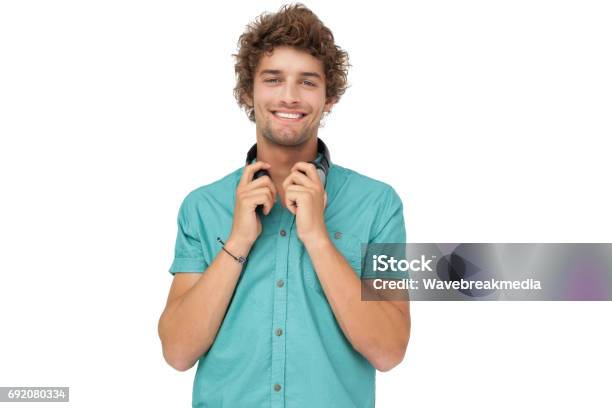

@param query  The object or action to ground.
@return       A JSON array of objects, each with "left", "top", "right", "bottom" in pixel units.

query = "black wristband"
[{"left": 216, "top": 237, "right": 247, "bottom": 264}]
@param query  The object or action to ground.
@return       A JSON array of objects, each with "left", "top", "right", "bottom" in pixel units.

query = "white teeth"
[{"left": 275, "top": 111, "right": 303, "bottom": 119}]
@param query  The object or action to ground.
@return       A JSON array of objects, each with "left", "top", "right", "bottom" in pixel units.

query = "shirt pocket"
[{"left": 301, "top": 229, "right": 363, "bottom": 295}]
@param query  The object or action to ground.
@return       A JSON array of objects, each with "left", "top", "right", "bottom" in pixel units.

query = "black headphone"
[{"left": 245, "top": 138, "right": 331, "bottom": 186}]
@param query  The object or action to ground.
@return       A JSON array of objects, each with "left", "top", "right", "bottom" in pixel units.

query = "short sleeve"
[
  {"left": 369, "top": 186, "right": 406, "bottom": 244},
  {"left": 168, "top": 196, "right": 209, "bottom": 275},
  {"left": 366, "top": 186, "right": 407, "bottom": 281}
]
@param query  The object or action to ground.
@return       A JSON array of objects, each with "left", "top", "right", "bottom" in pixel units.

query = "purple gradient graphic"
[
  {"left": 361, "top": 244, "right": 612, "bottom": 301},
  {"left": 560, "top": 251, "right": 611, "bottom": 300}
]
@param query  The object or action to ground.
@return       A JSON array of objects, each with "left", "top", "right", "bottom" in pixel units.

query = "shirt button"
[
  {"left": 334, "top": 231, "right": 342, "bottom": 239},
  {"left": 276, "top": 279, "right": 284, "bottom": 288},
  {"left": 275, "top": 328, "right": 283, "bottom": 336},
  {"left": 274, "top": 383, "right": 282, "bottom": 392},
  {"left": 280, "top": 229, "right": 286, "bottom": 237}
]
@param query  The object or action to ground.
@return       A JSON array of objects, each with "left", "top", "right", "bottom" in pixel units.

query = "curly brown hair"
[{"left": 233, "top": 3, "right": 350, "bottom": 122}]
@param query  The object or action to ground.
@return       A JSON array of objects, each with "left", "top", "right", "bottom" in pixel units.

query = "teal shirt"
[{"left": 169, "top": 161, "right": 406, "bottom": 408}]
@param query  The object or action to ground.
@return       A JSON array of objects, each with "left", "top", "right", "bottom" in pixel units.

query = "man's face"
[{"left": 248, "top": 46, "right": 335, "bottom": 147}]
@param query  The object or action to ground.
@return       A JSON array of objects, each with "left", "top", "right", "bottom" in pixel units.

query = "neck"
[{"left": 255, "top": 135, "right": 318, "bottom": 185}]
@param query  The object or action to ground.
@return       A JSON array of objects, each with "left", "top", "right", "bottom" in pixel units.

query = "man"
[{"left": 158, "top": 4, "right": 410, "bottom": 407}]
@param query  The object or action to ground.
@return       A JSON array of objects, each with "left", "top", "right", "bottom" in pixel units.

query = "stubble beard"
[{"left": 259, "top": 113, "right": 321, "bottom": 147}]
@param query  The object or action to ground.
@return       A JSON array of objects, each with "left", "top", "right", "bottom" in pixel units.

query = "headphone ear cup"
[
  {"left": 306, "top": 161, "right": 327, "bottom": 186},
  {"left": 316, "top": 167, "right": 326, "bottom": 186}
]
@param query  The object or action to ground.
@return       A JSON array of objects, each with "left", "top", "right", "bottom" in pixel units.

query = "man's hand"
[
  {"left": 229, "top": 161, "right": 277, "bottom": 247},
  {"left": 282, "top": 162, "right": 328, "bottom": 244}
]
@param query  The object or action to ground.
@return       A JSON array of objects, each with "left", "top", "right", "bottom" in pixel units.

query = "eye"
[
  {"left": 303, "top": 80, "right": 316, "bottom": 87},
  {"left": 264, "top": 78, "right": 280, "bottom": 84}
]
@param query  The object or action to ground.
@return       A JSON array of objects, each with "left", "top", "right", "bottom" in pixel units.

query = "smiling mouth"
[{"left": 272, "top": 111, "right": 307, "bottom": 121}]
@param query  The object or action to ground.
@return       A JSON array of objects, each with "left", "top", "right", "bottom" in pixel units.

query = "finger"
[
  {"left": 285, "top": 192, "right": 304, "bottom": 214},
  {"left": 282, "top": 169, "right": 317, "bottom": 191},
  {"left": 247, "top": 174, "right": 277, "bottom": 197},
  {"left": 262, "top": 187, "right": 275, "bottom": 215},
  {"left": 251, "top": 178, "right": 277, "bottom": 209},
  {"left": 243, "top": 187, "right": 275, "bottom": 210},
  {"left": 285, "top": 187, "right": 309, "bottom": 212},
  {"left": 285, "top": 191, "right": 297, "bottom": 214},
  {"left": 291, "top": 162, "right": 319, "bottom": 184},
  {"left": 244, "top": 172, "right": 278, "bottom": 202},
  {"left": 245, "top": 186, "right": 275, "bottom": 203},
  {"left": 285, "top": 184, "right": 310, "bottom": 193},
  {"left": 246, "top": 192, "right": 274, "bottom": 215},
  {"left": 240, "top": 162, "right": 271, "bottom": 186}
]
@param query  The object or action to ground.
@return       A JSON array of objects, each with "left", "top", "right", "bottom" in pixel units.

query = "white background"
[{"left": 1, "top": 0, "right": 611, "bottom": 407}]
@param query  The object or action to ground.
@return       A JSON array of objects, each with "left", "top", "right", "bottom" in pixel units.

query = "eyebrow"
[{"left": 259, "top": 69, "right": 322, "bottom": 79}]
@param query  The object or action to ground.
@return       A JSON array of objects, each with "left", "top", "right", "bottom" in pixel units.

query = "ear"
[
  {"left": 242, "top": 93, "right": 253, "bottom": 108},
  {"left": 323, "top": 96, "right": 338, "bottom": 113}
]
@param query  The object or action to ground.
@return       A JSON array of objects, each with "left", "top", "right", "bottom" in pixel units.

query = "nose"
[{"left": 279, "top": 81, "right": 300, "bottom": 106}]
